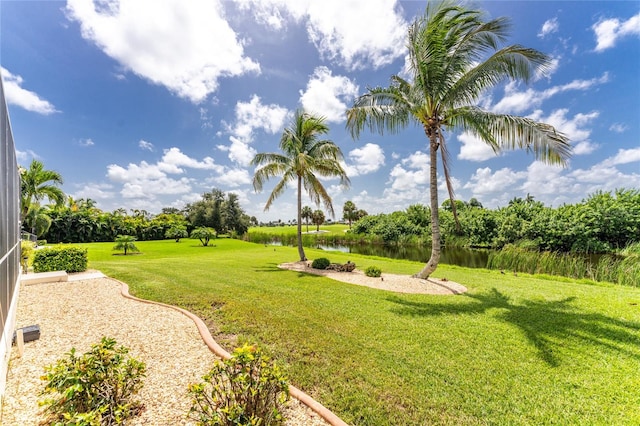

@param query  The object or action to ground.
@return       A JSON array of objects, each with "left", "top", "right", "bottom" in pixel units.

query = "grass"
[
  {"left": 80, "top": 238, "right": 640, "bottom": 425},
  {"left": 249, "top": 224, "right": 350, "bottom": 235}
]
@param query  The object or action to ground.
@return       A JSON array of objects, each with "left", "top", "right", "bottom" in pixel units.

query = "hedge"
[{"left": 33, "top": 246, "right": 88, "bottom": 273}]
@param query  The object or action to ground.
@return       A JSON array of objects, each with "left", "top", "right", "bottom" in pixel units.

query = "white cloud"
[
  {"left": 1, "top": 67, "right": 58, "bottom": 114},
  {"left": 236, "top": 0, "right": 407, "bottom": 70},
  {"left": 463, "top": 167, "right": 527, "bottom": 196},
  {"left": 538, "top": 17, "right": 559, "bottom": 38},
  {"left": 79, "top": 138, "right": 95, "bottom": 147},
  {"left": 299, "top": 67, "right": 358, "bottom": 123},
  {"left": 457, "top": 132, "right": 498, "bottom": 162},
  {"left": 343, "top": 143, "right": 385, "bottom": 176},
  {"left": 219, "top": 95, "right": 289, "bottom": 166},
  {"left": 609, "top": 123, "right": 628, "bottom": 133},
  {"left": 139, "top": 140, "right": 154, "bottom": 151},
  {"left": 65, "top": 0, "right": 260, "bottom": 103},
  {"left": 592, "top": 12, "right": 640, "bottom": 52},
  {"left": 71, "top": 183, "right": 115, "bottom": 201},
  {"left": 491, "top": 73, "right": 608, "bottom": 114},
  {"left": 601, "top": 147, "right": 640, "bottom": 167},
  {"left": 219, "top": 137, "right": 257, "bottom": 167},
  {"left": 213, "top": 168, "right": 252, "bottom": 187},
  {"left": 159, "top": 147, "right": 223, "bottom": 173},
  {"left": 226, "top": 95, "right": 290, "bottom": 143}
]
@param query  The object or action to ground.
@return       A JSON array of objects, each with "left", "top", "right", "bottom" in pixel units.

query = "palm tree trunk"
[
  {"left": 416, "top": 134, "right": 441, "bottom": 279},
  {"left": 296, "top": 176, "right": 306, "bottom": 261}
]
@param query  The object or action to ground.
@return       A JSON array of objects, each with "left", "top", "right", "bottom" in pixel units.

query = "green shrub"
[
  {"left": 20, "top": 240, "right": 36, "bottom": 273},
  {"left": 113, "top": 235, "right": 140, "bottom": 255},
  {"left": 39, "top": 337, "right": 146, "bottom": 426},
  {"left": 33, "top": 246, "right": 88, "bottom": 273},
  {"left": 311, "top": 258, "right": 330, "bottom": 270},
  {"left": 365, "top": 266, "right": 382, "bottom": 278},
  {"left": 187, "top": 344, "right": 289, "bottom": 426}
]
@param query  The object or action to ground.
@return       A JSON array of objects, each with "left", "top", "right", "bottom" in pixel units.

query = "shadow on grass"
[
  {"left": 253, "top": 263, "right": 325, "bottom": 278},
  {"left": 388, "top": 288, "right": 640, "bottom": 366}
]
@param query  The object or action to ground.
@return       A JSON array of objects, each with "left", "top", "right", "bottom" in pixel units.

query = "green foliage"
[
  {"left": 364, "top": 266, "right": 382, "bottom": 277},
  {"left": 311, "top": 258, "right": 330, "bottom": 270},
  {"left": 39, "top": 337, "right": 146, "bottom": 426},
  {"left": 191, "top": 227, "right": 217, "bottom": 246},
  {"left": 165, "top": 225, "right": 188, "bottom": 242},
  {"left": 21, "top": 240, "right": 36, "bottom": 272},
  {"left": 33, "top": 246, "right": 88, "bottom": 273},
  {"left": 113, "top": 235, "right": 139, "bottom": 255},
  {"left": 187, "top": 345, "right": 289, "bottom": 426}
]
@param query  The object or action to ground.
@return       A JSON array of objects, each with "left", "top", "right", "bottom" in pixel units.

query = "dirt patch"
[{"left": 279, "top": 261, "right": 467, "bottom": 295}]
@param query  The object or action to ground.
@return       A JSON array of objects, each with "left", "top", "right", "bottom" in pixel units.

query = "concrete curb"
[{"left": 109, "top": 277, "right": 349, "bottom": 426}]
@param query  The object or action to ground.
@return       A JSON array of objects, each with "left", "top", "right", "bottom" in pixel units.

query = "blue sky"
[{"left": 2, "top": 0, "right": 639, "bottom": 222}]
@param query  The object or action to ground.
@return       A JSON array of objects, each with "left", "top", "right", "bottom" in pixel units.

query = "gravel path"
[
  {"left": 279, "top": 261, "right": 467, "bottom": 295},
  {"left": 1, "top": 278, "right": 328, "bottom": 425}
]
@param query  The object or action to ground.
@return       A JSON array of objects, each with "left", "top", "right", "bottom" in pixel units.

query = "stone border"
[{"left": 113, "top": 277, "right": 349, "bottom": 426}]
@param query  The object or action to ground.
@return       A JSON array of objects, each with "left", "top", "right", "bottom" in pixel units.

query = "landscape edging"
[{"left": 110, "top": 277, "right": 349, "bottom": 426}]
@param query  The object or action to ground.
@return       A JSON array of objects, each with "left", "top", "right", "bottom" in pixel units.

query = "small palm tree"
[
  {"left": 20, "top": 159, "right": 66, "bottom": 223},
  {"left": 113, "top": 235, "right": 139, "bottom": 255},
  {"left": 165, "top": 225, "right": 188, "bottom": 242},
  {"left": 343, "top": 201, "right": 358, "bottom": 229},
  {"left": 252, "top": 109, "right": 350, "bottom": 261},
  {"left": 301, "top": 206, "right": 313, "bottom": 232},
  {"left": 190, "top": 227, "right": 216, "bottom": 247},
  {"left": 312, "top": 210, "right": 325, "bottom": 232},
  {"left": 346, "top": 1, "right": 571, "bottom": 279}
]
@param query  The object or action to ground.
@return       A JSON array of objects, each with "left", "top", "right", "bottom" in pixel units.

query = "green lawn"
[
  {"left": 249, "top": 223, "right": 350, "bottom": 235},
  {"left": 82, "top": 238, "right": 640, "bottom": 425}
]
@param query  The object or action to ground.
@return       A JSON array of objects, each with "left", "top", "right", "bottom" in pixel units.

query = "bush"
[
  {"left": 33, "top": 246, "right": 88, "bottom": 273},
  {"left": 311, "top": 258, "right": 330, "bottom": 270},
  {"left": 20, "top": 240, "right": 36, "bottom": 273},
  {"left": 39, "top": 337, "right": 146, "bottom": 426},
  {"left": 187, "top": 345, "right": 289, "bottom": 426},
  {"left": 365, "top": 266, "right": 382, "bottom": 278}
]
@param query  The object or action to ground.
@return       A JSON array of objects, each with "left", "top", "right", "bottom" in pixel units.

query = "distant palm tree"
[
  {"left": 20, "top": 159, "right": 65, "bottom": 223},
  {"left": 252, "top": 109, "right": 350, "bottom": 261},
  {"left": 312, "top": 209, "right": 325, "bottom": 232},
  {"left": 301, "top": 206, "right": 313, "bottom": 232},
  {"left": 113, "top": 235, "right": 139, "bottom": 255},
  {"left": 346, "top": 1, "right": 571, "bottom": 279},
  {"left": 342, "top": 201, "right": 358, "bottom": 229}
]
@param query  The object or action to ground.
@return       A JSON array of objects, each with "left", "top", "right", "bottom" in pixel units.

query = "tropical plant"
[
  {"left": 343, "top": 201, "right": 358, "bottom": 229},
  {"left": 113, "top": 235, "right": 139, "bottom": 255},
  {"left": 165, "top": 225, "right": 188, "bottom": 242},
  {"left": 39, "top": 337, "right": 146, "bottom": 426},
  {"left": 312, "top": 209, "right": 325, "bottom": 232},
  {"left": 187, "top": 344, "right": 289, "bottom": 426},
  {"left": 301, "top": 206, "right": 313, "bottom": 233},
  {"left": 191, "top": 227, "right": 216, "bottom": 247},
  {"left": 252, "top": 109, "right": 350, "bottom": 261},
  {"left": 346, "top": 1, "right": 571, "bottom": 278},
  {"left": 19, "top": 159, "right": 66, "bottom": 231}
]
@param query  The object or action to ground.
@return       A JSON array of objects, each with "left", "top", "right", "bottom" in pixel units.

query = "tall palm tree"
[
  {"left": 346, "top": 1, "right": 571, "bottom": 279},
  {"left": 252, "top": 109, "right": 350, "bottom": 261},
  {"left": 343, "top": 200, "right": 358, "bottom": 228}
]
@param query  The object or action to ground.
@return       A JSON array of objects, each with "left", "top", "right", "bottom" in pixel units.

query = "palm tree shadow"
[{"left": 388, "top": 288, "right": 640, "bottom": 367}]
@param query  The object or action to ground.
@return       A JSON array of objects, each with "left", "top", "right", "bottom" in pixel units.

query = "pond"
[{"left": 316, "top": 243, "right": 491, "bottom": 268}]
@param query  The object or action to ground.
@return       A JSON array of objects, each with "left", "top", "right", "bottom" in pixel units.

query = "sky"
[{"left": 1, "top": 0, "right": 639, "bottom": 222}]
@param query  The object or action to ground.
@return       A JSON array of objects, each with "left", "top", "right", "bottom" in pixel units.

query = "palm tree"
[
  {"left": 252, "top": 109, "right": 350, "bottom": 261},
  {"left": 113, "top": 235, "right": 139, "bottom": 255},
  {"left": 301, "top": 206, "right": 313, "bottom": 232},
  {"left": 20, "top": 159, "right": 66, "bottom": 223},
  {"left": 342, "top": 201, "right": 358, "bottom": 228},
  {"left": 346, "top": 1, "right": 571, "bottom": 279},
  {"left": 312, "top": 209, "right": 325, "bottom": 232}
]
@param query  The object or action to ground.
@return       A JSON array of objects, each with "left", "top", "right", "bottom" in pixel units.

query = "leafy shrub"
[
  {"left": 39, "top": 337, "right": 146, "bottom": 426},
  {"left": 191, "top": 227, "right": 217, "bottom": 246},
  {"left": 165, "top": 225, "right": 188, "bottom": 242},
  {"left": 311, "top": 258, "right": 330, "bottom": 270},
  {"left": 21, "top": 240, "right": 36, "bottom": 272},
  {"left": 188, "top": 345, "right": 289, "bottom": 426},
  {"left": 33, "top": 246, "right": 88, "bottom": 273},
  {"left": 365, "top": 266, "right": 382, "bottom": 278}
]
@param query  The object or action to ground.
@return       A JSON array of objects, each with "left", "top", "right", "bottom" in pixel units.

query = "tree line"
[{"left": 351, "top": 189, "right": 640, "bottom": 254}]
